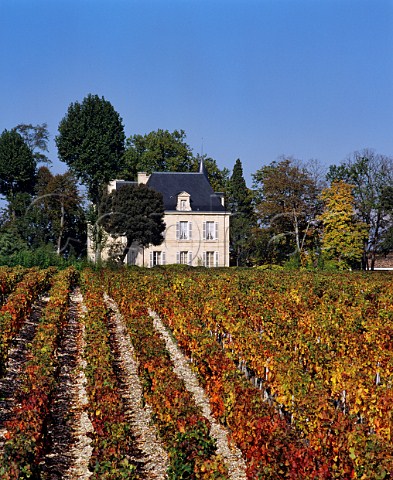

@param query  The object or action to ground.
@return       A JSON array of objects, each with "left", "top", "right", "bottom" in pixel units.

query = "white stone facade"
[
  {"left": 89, "top": 169, "right": 230, "bottom": 267},
  {"left": 127, "top": 210, "right": 230, "bottom": 267}
]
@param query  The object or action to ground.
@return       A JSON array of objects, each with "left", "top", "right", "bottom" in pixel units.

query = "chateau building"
[{"left": 91, "top": 161, "right": 230, "bottom": 267}]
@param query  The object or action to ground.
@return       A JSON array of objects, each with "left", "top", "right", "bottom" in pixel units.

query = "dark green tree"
[
  {"left": 0, "top": 225, "right": 27, "bottom": 257},
  {"left": 0, "top": 167, "right": 86, "bottom": 258},
  {"left": 122, "top": 129, "right": 193, "bottom": 179},
  {"left": 56, "top": 94, "right": 125, "bottom": 204},
  {"left": 378, "top": 186, "right": 393, "bottom": 254},
  {"left": 122, "top": 129, "right": 229, "bottom": 192},
  {"left": 227, "top": 159, "right": 255, "bottom": 265},
  {"left": 0, "top": 129, "right": 36, "bottom": 206},
  {"left": 247, "top": 226, "right": 279, "bottom": 266},
  {"left": 6, "top": 193, "right": 41, "bottom": 244},
  {"left": 382, "top": 186, "right": 393, "bottom": 211},
  {"left": 327, "top": 150, "right": 393, "bottom": 269},
  {"left": 100, "top": 183, "right": 165, "bottom": 264},
  {"left": 13, "top": 123, "right": 50, "bottom": 164},
  {"left": 32, "top": 167, "right": 86, "bottom": 257}
]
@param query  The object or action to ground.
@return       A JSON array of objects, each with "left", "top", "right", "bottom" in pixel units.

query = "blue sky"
[{"left": 1, "top": 0, "right": 392, "bottom": 186}]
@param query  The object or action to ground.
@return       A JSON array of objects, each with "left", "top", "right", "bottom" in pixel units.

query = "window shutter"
[
  {"left": 162, "top": 252, "right": 166, "bottom": 265},
  {"left": 202, "top": 222, "right": 206, "bottom": 241},
  {"left": 176, "top": 222, "right": 180, "bottom": 240},
  {"left": 188, "top": 251, "right": 193, "bottom": 266},
  {"left": 188, "top": 222, "right": 192, "bottom": 239},
  {"left": 176, "top": 252, "right": 180, "bottom": 264},
  {"left": 215, "top": 251, "right": 219, "bottom": 267},
  {"left": 149, "top": 251, "right": 153, "bottom": 268},
  {"left": 215, "top": 222, "right": 219, "bottom": 240},
  {"left": 203, "top": 251, "right": 207, "bottom": 267}
]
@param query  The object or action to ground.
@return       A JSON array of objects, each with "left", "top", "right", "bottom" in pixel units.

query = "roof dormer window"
[{"left": 176, "top": 191, "right": 191, "bottom": 211}]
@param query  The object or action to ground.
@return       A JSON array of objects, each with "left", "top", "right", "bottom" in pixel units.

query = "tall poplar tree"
[
  {"left": 56, "top": 94, "right": 125, "bottom": 261},
  {"left": 56, "top": 94, "right": 125, "bottom": 205}
]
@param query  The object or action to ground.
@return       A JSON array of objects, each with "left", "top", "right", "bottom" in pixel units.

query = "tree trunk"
[
  {"left": 370, "top": 251, "right": 376, "bottom": 271},
  {"left": 56, "top": 201, "right": 65, "bottom": 255},
  {"left": 370, "top": 211, "right": 382, "bottom": 271},
  {"left": 93, "top": 204, "right": 103, "bottom": 264},
  {"left": 362, "top": 236, "right": 370, "bottom": 270},
  {"left": 293, "top": 210, "right": 301, "bottom": 253},
  {"left": 93, "top": 226, "right": 102, "bottom": 264},
  {"left": 119, "top": 237, "right": 133, "bottom": 265},
  {"left": 300, "top": 220, "right": 311, "bottom": 252},
  {"left": 9, "top": 188, "right": 16, "bottom": 220}
]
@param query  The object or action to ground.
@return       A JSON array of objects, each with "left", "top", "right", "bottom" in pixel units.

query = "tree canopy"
[
  {"left": 0, "top": 165, "right": 85, "bottom": 258},
  {"left": 327, "top": 149, "right": 393, "bottom": 269},
  {"left": 33, "top": 167, "right": 86, "bottom": 256},
  {"left": 56, "top": 94, "right": 125, "bottom": 204},
  {"left": 318, "top": 181, "right": 368, "bottom": 269},
  {"left": 14, "top": 123, "right": 50, "bottom": 164},
  {"left": 2, "top": 91, "right": 393, "bottom": 270},
  {"left": 122, "top": 129, "right": 229, "bottom": 192},
  {"left": 100, "top": 183, "right": 165, "bottom": 264},
  {"left": 122, "top": 129, "right": 193, "bottom": 179},
  {"left": 0, "top": 129, "right": 36, "bottom": 203},
  {"left": 192, "top": 154, "right": 230, "bottom": 194},
  {"left": 227, "top": 158, "right": 255, "bottom": 265},
  {"left": 253, "top": 157, "right": 321, "bottom": 261}
]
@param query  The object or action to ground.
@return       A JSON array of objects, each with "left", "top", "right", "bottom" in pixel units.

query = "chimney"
[
  {"left": 108, "top": 180, "right": 117, "bottom": 193},
  {"left": 137, "top": 172, "right": 150, "bottom": 184}
]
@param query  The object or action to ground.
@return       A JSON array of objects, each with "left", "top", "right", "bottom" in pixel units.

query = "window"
[
  {"left": 203, "top": 251, "right": 219, "bottom": 267},
  {"left": 177, "top": 221, "right": 192, "bottom": 240},
  {"left": 204, "top": 221, "right": 218, "bottom": 240},
  {"left": 177, "top": 251, "right": 193, "bottom": 265},
  {"left": 179, "top": 251, "right": 188, "bottom": 264},
  {"left": 150, "top": 251, "right": 166, "bottom": 267},
  {"left": 176, "top": 192, "right": 191, "bottom": 211}
]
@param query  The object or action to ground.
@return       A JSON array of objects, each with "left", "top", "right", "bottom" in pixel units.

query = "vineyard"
[{"left": 0, "top": 266, "right": 392, "bottom": 479}]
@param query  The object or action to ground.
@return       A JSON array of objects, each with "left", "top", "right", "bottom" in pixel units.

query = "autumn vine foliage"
[
  {"left": 1, "top": 266, "right": 392, "bottom": 478},
  {"left": 0, "top": 267, "right": 55, "bottom": 376},
  {"left": 103, "top": 268, "right": 393, "bottom": 479},
  {"left": 105, "top": 272, "right": 229, "bottom": 478},
  {"left": 81, "top": 270, "right": 140, "bottom": 479},
  {"left": 0, "top": 267, "right": 78, "bottom": 478},
  {"left": 0, "top": 266, "right": 25, "bottom": 305}
]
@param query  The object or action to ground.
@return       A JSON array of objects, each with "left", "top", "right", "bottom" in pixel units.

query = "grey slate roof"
[{"left": 146, "top": 172, "right": 226, "bottom": 212}]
